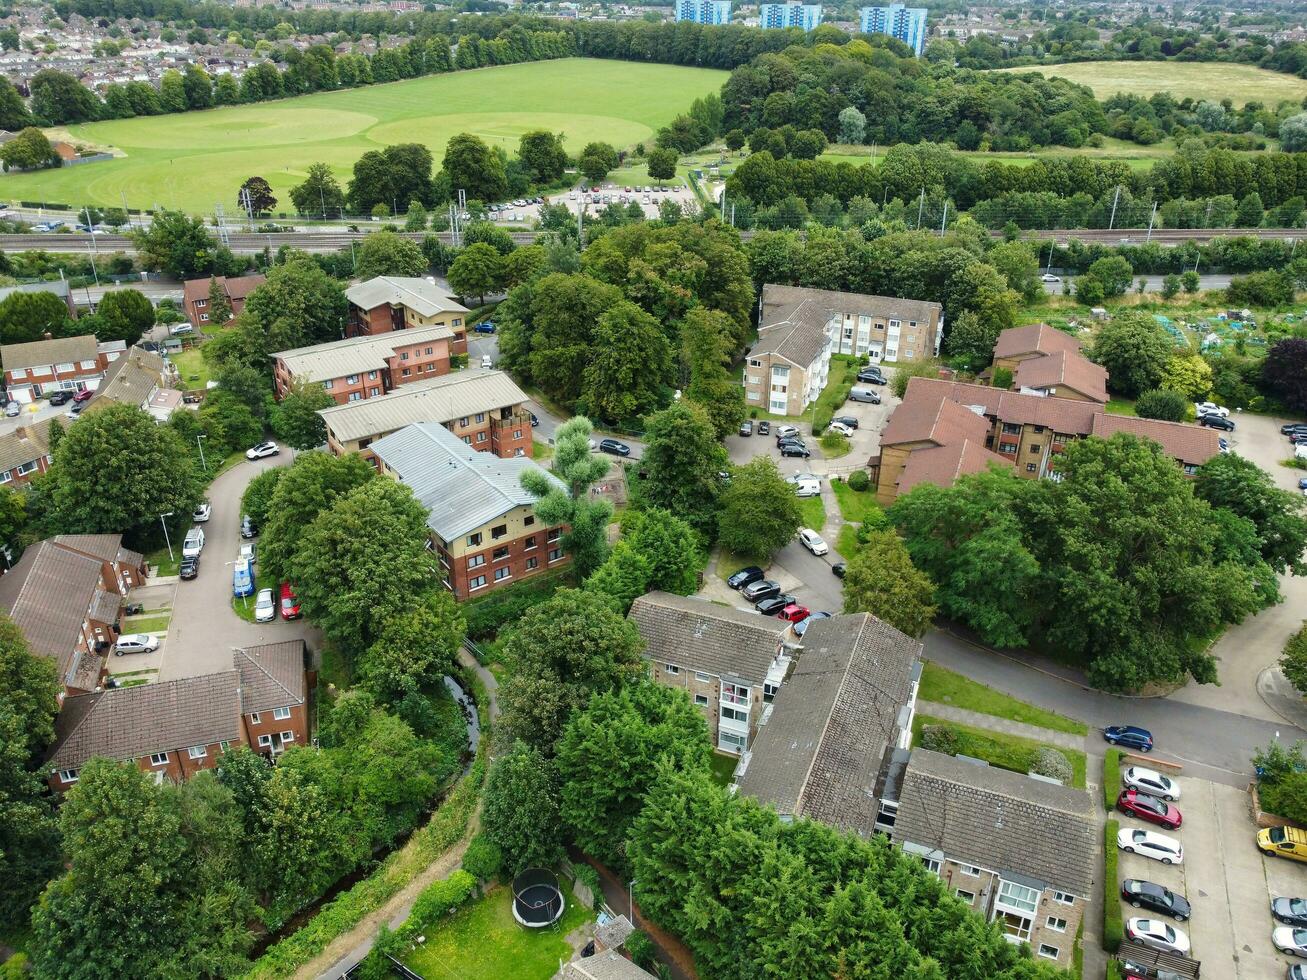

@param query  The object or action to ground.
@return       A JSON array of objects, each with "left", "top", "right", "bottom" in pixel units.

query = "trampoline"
[{"left": 512, "top": 868, "right": 565, "bottom": 928}]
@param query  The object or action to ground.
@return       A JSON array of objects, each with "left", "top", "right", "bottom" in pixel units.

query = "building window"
[
  {"left": 250, "top": 712, "right": 261, "bottom": 724},
  {"left": 525, "top": 556, "right": 538, "bottom": 570},
  {"left": 524, "top": 536, "right": 536, "bottom": 550},
  {"left": 424, "top": 347, "right": 433, "bottom": 355},
  {"left": 722, "top": 682, "right": 749, "bottom": 706},
  {"left": 346, "top": 374, "right": 360, "bottom": 384},
  {"left": 469, "top": 575, "right": 488, "bottom": 590},
  {"left": 763, "top": 681, "right": 779, "bottom": 704},
  {"left": 59, "top": 768, "right": 79, "bottom": 783},
  {"left": 1052, "top": 892, "right": 1075, "bottom": 905},
  {"left": 1029, "top": 444, "right": 1041, "bottom": 454},
  {"left": 460, "top": 417, "right": 469, "bottom": 427},
  {"left": 999, "top": 442, "right": 1019, "bottom": 454},
  {"left": 188, "top": 745, "right": 207, "bottom": 760},
  {"left": 960, "top": 864, "right": 980, "bottom": 876},
  {"left": 695, "top": 694, "right": 709, "bottom": 706},
  {"left": 322, "top": 380, "right": 333, "bottom": 390},
  {"left": 1026, "top": 463, "right": 1038, "bottom": 473},
  {"left": 467, "top": 532, "right": 482, "bottom": 547},
  {"left": 280, "top": 731, "right": 295, "bottom": 743},
  {"left": 665, "top": 663, "right": 680, "bottom": 675},
  {"left": 15, "top": 461, "right": 36, "bottom": 476},
  {"left": 494, "top": 567, "right": 511, "bottom": 582},
  {"left": 476, "top": 413, "right": 485, "bottom": 423},
  {"left": 492, "top": 546, "right": 509, "bottom": 561},
  {"left": 0, "top": 472, "right": 11, "bottom": 484},
  {"left": 476, "top": 431, "right": 486, "bottom": 442},
  {"left": 1037, "top": 945, "right": 1059, "bottom": 960},
  {"left": 1183, "top": 463, "right": 1199, "bottom": 476},
  {"left": 718, "top": 730, "right": 747, "bottom": 752},
  {"left": 547, "top": 528, "right": 561, "bottom": 542},
  {"left": 695, "top": 671, "right": 710, "bottom": 683},
  {"left": 348, "top": 392, "right": 362, "bottom": 402},
  {"left": 219, "top": 741, "right": 233, "bottom": 753},
  {"left": 400, "top": 352, "right": 409, "bottom": 360},
  {"left": 468, "top": 555, "right": 485, "bottom": 569},
  {"left": 1046, "top": 917, "right": 1067, "bottom": 932},
  {"left": 273, "top": 706, "right": 292, "bottom": 721},
  {"left": 921, "top": 857, "right": 941, "bottom": 876},
  {"left": 402, "top": 368, "right": 411, "bottom": 378},
  {"left": 747, "top": 392, "right": 760, "bottom": 401},
  {"left": 997, "top": 880, "right": 1040, "bottom": 914},
  {"left": 955, "top": 889, "right": 975, "bottom": 903},
  {"left": 1002, "top": 423, "right": 1022, "bottom": 435},
  {"left": 149, "top": 752, "right": 169, "bottom": 766},
  {"left": 258, "top": 734, "right": 273, "bottom": 747},
  {"left": 549, "top": 548, "right": 563, "bottom": 562},
  {"left": 368, "top": 371, "right": 378, "bottom": 380},
  {"left": 523, "top": 515, "right": 535, "bottom": 526},
  {"left": 491, "top": 524, "right": 508, "bottom": 539},
  {"left": 721, "top": 705, "right": 748, "bottom": 723}
]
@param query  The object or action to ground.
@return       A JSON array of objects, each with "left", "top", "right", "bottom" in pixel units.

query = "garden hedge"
[
  {"left": 1103, "top": 749, "right": 1124, "bottom": 810},
  {"left": 1103, "top": 818, "right": 1123, "bottom": 953}
]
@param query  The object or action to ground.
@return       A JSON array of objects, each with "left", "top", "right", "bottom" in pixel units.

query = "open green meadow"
[
  {"left": 993, "top": 60, "right": 1307, "bottom": 107},
  {"left": 0, "top": 58, "right": 726, "bottom": 214}
]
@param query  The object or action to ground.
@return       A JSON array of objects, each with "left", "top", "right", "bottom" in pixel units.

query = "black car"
[
  {"left": 1199, "top": 415, "right": 1236, "bottom": 431},
  {"left": 1275, "top": 898, "right": 1307, "bottom": 928},
  {"left": 754, "top": 595, "right": 796, "bottom": 615},
  {"left": 779, "top": 442, "right": 811, "bottom": 458},
  {"left": 240, "top": 514, "right": 258, "bottom": 539},
  {"left": 598, "top": 438, "right": 631, "bottom": 456},
  {"left": 757, "top": 420, "right": 771, "bottom": 435},
  {"left": 727, "top": 566, "right": 764, "bottom": 590},
  {"left": 179, "top": 555, "right": 200, "bottom": 580},
  {"left": 48, "top": 390, "right": 73, "bottom": 406},
  {"left": 832, "top": 562, "right": 847, "bottom": 578},
  {"left": 832, "top": 416, "right": 860, "bottom": 430},
  {"left": 857, "top": 371, "right": 888, "bottom": 385},
  {"left": 741, "top": 579, "right": 781, "bottom": 602},
  {"left": 738, "top": 420, "right": 753, "bottom": 436},
  {"left": 1121, "top": 879, "right": 1190, "bottom": 922},
  {"left": 530, "top": 413, "right": 539, "bottom": 427},
  {"left": 68, "top": 400, "right": 85, "bottom": 415},
  {"left": 1282, "top": 423, "right": 1307, "bottom": 436}
]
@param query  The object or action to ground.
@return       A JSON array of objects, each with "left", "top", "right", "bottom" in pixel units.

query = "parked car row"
[{"left": 726, "top": 565, "right": 815, "bottom": 625}]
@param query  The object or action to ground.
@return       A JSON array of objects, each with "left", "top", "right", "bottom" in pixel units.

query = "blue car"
[
  {"left": 1104, "top": 725, "right": 1153, "bottom": 752},
  {"left": 232, "top": 559, "right": 254, "bottom": 598},
  {"left": 1298, "top": 477, "right": 1307, "bottom": 491},
  {"left": 473, "top": 321, "right": 496, "bottom": 334}
]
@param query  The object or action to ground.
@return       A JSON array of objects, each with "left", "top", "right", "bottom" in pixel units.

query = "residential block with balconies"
[{"left": 273, "top": 324, "right": 460, "bottom": 404}]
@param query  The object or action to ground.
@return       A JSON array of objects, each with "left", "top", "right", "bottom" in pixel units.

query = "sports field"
[
  {"left": 0, "top": 59, "right": 726, "bottom": 214},
  {"left": 994, "top": 61, "right": 1307, "bottom": 107}
]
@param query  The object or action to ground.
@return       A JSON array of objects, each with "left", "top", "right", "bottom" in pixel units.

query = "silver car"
[
  {"left": 115, "top": 634, "right": 160, "bottom": 656},
  {"left": 254, "top": 588, "right": 275, "bottom": 623},
  {"left": 1123, "top": 766, "right": 1181, "bottom": 801}
]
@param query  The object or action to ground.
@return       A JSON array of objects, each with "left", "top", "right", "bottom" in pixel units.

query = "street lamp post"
[
  {"left": 159, "top": 512, "right": 174, "bottom": 562},
  {"left": 196, "top": 434, "right": 207, "bottom": 471},
  {"left": 628, "top": 878, "right": 637, "bottom": 926}
]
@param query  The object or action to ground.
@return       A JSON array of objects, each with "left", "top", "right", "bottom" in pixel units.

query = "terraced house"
[
  {"left": 987, "top": 323, "right": 1108, "bottom": 403},
  {"left": 0, "top": 419, "right": 54, "bottom": 487},
  {"left": 272, "top": 324, "right": 463, "bottom": 404},
  {"left": 0, "top": 334, "right": 123, "bottom": 403}
]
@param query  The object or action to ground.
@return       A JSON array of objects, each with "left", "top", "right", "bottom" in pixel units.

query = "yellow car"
[{"left": 1259, "top": 826, "right": 1307, "bottom": 863}]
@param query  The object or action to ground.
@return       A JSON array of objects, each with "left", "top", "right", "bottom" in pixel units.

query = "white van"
[{"left": 789, "top": 475, "right": 820, "bottom": 498}]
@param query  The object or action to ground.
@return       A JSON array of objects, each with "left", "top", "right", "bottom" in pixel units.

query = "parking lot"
[{"left": 1116, "top": 767, "right": 1304, "bottom": 978}]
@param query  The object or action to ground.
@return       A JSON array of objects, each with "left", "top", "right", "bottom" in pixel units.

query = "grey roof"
[
  {"left": 735, "top": 614, "right": 921, "bottom": 832},
  {"left": 0, "top": 279, "right": 70, "bottom": 302},
  {"left": 0, "top": 419, "right": 51, "bottom": 473},
  {"left": 48, "top": 671, "right": 243, "bottom": 770},
  {"left": 90, "top": 345, "right": 169, "bottom": 409},
  {"left": 748, "top": 298, "right": 831, "bottom": 369},
  {"left": 628, "top": 591, "right": 790, "bottom": 687},
  {"left": 761, "top": 283, "right": 943, "bottom": 327},
  {"left": 1, "top": 334, "right": 98, "bottom": 372},
  {"left": 0, "top": 540, "right": 108, "bottom": 684},
  {"left": 273, "top": 324, "right": 455, "bottom": 383},
  {"left": 54, "top": 534, "right": 143, "bottom": 570},
  {"left": 234, "top": 640, "right": 306, "bottom": 715},
  {"left": 563, "top": 952, "right": 656, "bottom": 980},
  {"left": 87, "top": 588, "right": 121, "bottom": 626},
  {"left": 318, "top": 368, "right": 528, "bottom": 444},
  {"left": 345, "top": 276, "right": 469, "bottom": 318},
  {"left": 594, "top": 914, "right": 634, "bottom": 950},
  {"left": 371, "top": 421, "right": 564, "bottom": 542},
  {"left": 891, "top": 749, "right": 1097, "bottom": 897}
]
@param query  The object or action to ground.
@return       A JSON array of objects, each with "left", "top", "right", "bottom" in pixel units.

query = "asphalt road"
[{"left": 1039, "top": 273, "right": 1233, "bottom": 294}]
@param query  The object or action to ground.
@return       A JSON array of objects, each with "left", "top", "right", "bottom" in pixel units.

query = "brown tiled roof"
[
  {"left": 224, "top": 274, "right": 266, "bottom": 301},
  {"left": 905, "top": 378, "right": 1099, "bottom": 434},
  {"left": 0, "top": 334, "right": 98, "bottom": 372},
  {"left": 0, "top": 541, "right": 106, "bottom": 682},
  {"left": 748, "top": 298, "right": 831, "bottom": 369},
  {"left": 993, "top": 323, "right": 1085, "bottom": 360},
  {"left": 1013, "top": 350, "right": 1109, "bottom": 403},
  {"left": 0, "top": 419, "right": 52, "bottom": 473},
  {"left": 898, "top": 438, "right": 1007, "bottom": 495},
  {"left": 629, "top": 592, "right": 789, "bottom": 687},
  {"left": 880, "top": 390, "right": 992, "bottom": 448},
  {"left": 891, "top": 749, "right": 1096, "bottom": 898},
  {"left": 87, "top": 589, "right": 120, "bottom": 626},
  {"left": 234, "top": 640, "right": 306, "bottom": 715},
  {"left": 90, "top": 346, "right": 169, "bottom": 410},
  {"left": 735, "top": 614, "right": 921, "bottom": 832},
  {"left": 1090, "top": 414, "right": 1221, "bottom": 467},
  {"left": 761, "top": 283, "right": 943, "bottom": 326},
  {"left": 182, "top": 273, "right": 266, "bottom": 306},
  {"left": 47, "top": 671, "right": 243, "bottom": 770},
  {"left": 53, "top": 534, "right": 125, "bottom": 564}
]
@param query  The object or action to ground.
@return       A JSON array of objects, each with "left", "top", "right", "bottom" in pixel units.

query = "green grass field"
[
  {"left": 994, "top": 60, "right": 1307, "bottom": 107},
  {"left": 0, "top": 59, "right": 725, "bottom": 214},
  {"left": 823, "top": 136, "right": 1220, "bottom": 173}
]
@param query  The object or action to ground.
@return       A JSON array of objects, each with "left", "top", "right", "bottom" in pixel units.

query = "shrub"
[
  {"left": 407, "top": 869, "right": 476, "bottom": 935},
  {"left": 461, "top": 833, "right": 503, "bottom": 882},
  {"left": 571, "top": 862, "right": 601, "bottom": 908},
  {"left": 1102, "top": 748, "right": 1123, "bottom": 810},
  {"left": 626, "top": 930, "right": 656, "bottom": 970},
  {"left": 0, "top": 954, "right": 28, "bottom": 979},
  {"left": 819, "top": 431, "right": 850, "bottom": 456},
  {"left": 1103, "top": 819, "right": 1122, "bottom": 953},
  {"left": 1281, "top": 623, "right": 1307, "bottom": 695},
  {"left": 847, "top": 470, "right": 870, "bottom": 492},
  {"left": 1135, "top": 388, "right": 1188, "bottom": 422},
  {"left": 464, "top": 572, "right": 567, "bottom": 638},
  {"left": 1030, "top": 747, "right": 1073, "bottom": 783},
  {"left": 991, "top": 366, "right": 1013, "bottom": 389},
  {"left": 920, "top": 725, "right": 960, "bottom": 755},
  {"left": 1227, "top": 270, "right": 1295, "bottom": 308}
]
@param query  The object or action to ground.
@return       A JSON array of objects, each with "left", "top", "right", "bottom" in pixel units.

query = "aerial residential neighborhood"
[{"left": 0, "top": 0, "right": 1305, "bottom": 977}]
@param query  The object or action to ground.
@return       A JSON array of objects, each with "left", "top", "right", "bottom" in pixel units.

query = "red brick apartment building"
[
  {"left": 181, "top": 274, "right": 266, "bottom": 327},
  {"left": 371, "top": 421, "right": 570, "bottom": 600},
  {"left": 0, "top": 535, "right": 146, "bottom": 696},
  {"left": 344, "top": 276, "right": 470, "bottom": 348},
  {"left": 0, "top": 334, "right": 124, "bottom": 403},
  {"left": 319, "top": 368, "right": 533, "bottom": 466},
  {"left": 272, "top": 324, "right": 462, "bottom": 404},
  {"left": 46, "top": 641, "right": 309, "bottom": 790}
]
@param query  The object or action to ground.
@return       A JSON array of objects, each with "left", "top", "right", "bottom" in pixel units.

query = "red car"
[
  {"left": 1117, "top": 789, "right": 1182, "bottom": 830},
  {"left": 73, "top": 388, "right": 95, "bottom": 403},
  {"left": 279, "top": 582, "right": 302, "bottom": 621},
  {"left": 779, "top": 603, "right": 811, "bottom": 623}
]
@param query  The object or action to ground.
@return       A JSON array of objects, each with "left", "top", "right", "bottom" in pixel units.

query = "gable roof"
[
  {"left": 371, "top": 421, "right": 565, "bottom": 541},
  {"left": 628, "top": 591, "right": 791, "bottom": 687},
  {"left": 1090, "top": 413, "right": 1221, "bottom": 467},
  {"left": 233, "top": 641, "right": 306, "bottom": 715},
  {"left": 89, "top": 345, "right": 170, "bottom": 411},
  {"left": 891, "top": 749, "right": 1096, "bottom": 897},
  {"left": 734, "top": 613, "right": 921, "bottom": 832},
  {"left": 182, "top": 273, "right": 266, "bottom": 306},
  {"left": 0, "top": 540, "right": 108, "bottom": 683},
  {"left": 897, "top": 438, "right": 1007, "bottom": 495},
  {"left": 0, "top": 419, "right": 52, "bottom": 474},
  {"left": 903, "top": 377, "right": 1100, "bottom": 435},
  {"left": 563, "top": 952, "right": 656, "bottom": 980},
  {"left": 273, "top": 324, "right": 455, "bottom": 383},
  {"left": 1012, "top": 349, "right": 1109, "bottom": 403},
  {"left": 53, "top": 534, "right": 142, "bottom": 570},
  {"left": 318, "top": 368, "right": 528, "bottom": 444},
  {"left": 761, "top": 283, "right": 943, "bottom": 326},
  {"left": 1, "top": 334, "right": 98, "bottom": 372},
  {"left": 993, "top": 323, "right": 1085, "bottom": 360},
  {"left": 880, "top": 390, "right": 992, "bottom": 448},
  {"left": 345, "top": 276, "right": 470, "bottom": 318},
  {"left": 48, "top": 671, "right": 243, "bottom": 770},
  {"left": 748, "top": 298, "right": 832, "bottom": 369}
]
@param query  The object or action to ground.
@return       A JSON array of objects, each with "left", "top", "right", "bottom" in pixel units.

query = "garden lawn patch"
[
  {"left": 401, "top": 883, "right": 592, "bottom": 980},
  {"left": 121, "top": 614, "right": 171, "bottom": 634},
  {"left": 170, "top": 347, "right": 210, "bottom": 390},
  {"left": 5, "top": 59, "right": 726, "bottom": 213},
  {"left": 830, "top": 480, "right": 879, "bottom": 525},
  {"left": 715, "top": 549, "right": 757, "bottom": 583},
  {"left": 143, "top": 544, "right": 180, "bottom": 578},
  {"left": 835, "top": 524, "right": 861, "bottom": 562},
  {"left": 797, "top": 495, "right": 826, "bottom": 532},
  {"left": 912, "top": 714, "right": 1088, "bottom": 789},
  {"left": 993, "top": 60, "right": 1307, "bottom": 107},
  {"left": 708, "top": 751, "right": 738, "bottom": 787},
  {"left": 918, "top": 662, "right": 1089, "bottom": 735},
  {"left": 1105, "top": 397, "right": 1137, "bottom": 416}
]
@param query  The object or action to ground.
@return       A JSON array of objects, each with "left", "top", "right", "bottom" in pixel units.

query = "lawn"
[
  {"left": 1, "top": 59, "right": 726, "bottom": 213},
  {"left": 121, "top": 613, "right": 171, "bottom": 634},
  {"left": 708, "top": 751, "right": 738, "bottom": 786},
  {"left": 170, "top": 346, "right": 211, "bottom": 390},
  {"left": 917, "top": 662, "right": 1088, "bottom": 736},
  {"left": 402, "top": 883, "right": 592, "bottom": 980},
  {"left": 993, "top": 61, "right": 1307, "bottom": 108},
  {"left": 1105, "top": 397, "right": 1137, "bottom": 416},
  {"left": 797, "top": 494, "right": 826, "bottom": 531},
  {"left": 913, "top": 714, "right": 1088, "bottom": 789},
  {"left": 830, "top": 480, "right": 879, "bottom": 525},
  {"left": 143, "top": 544, "right": 180, "bottom": 578},
  {"left": 835, "top": 524, "right": 860, "bottom": 561}
]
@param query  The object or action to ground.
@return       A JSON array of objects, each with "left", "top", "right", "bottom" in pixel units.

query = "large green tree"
[
  {"left": 0, "top": 127, "right": 58, "bottom": 171},
  {"left": 347, "top": 143, "right": 434, "bottom": 214},
  {"left": 841, "top": 530, "right": 937, "bottom": 638},
  {"left": 580, "top": 300, "right": 672, "bottom": 424},
  {"left": 682, "top": 307, "right": 746, "bottom": 440},
  {"left": 1090, "top": 311, "right": 1176, "bottom": 397},
  {"left": 132, "top": 210, "right": 232, "bottom": 279},
  {"left": 447, "top": 242, "right": 504, "bottom": 306},
  {"left": 270, "top": 377, "right": 334, "bottom": 450},
  {"left": 289, "top": 162, "right": 346, "bottom": 217},
  {"left": 353, "top": 230, "right": 427, "bottom": 280},
  {"left": 259, "top": 450, "right": 374, "bottom": 584},
  {"left": 241, "top": 257, "right": 348, "bottom": 355},
  {"left": 1195, "top": 452, "right": 1307, "bottom": 575},
  {"left": 0, "top": 290, "right": 71, "bottom": 344},
  {"left": 94, "top": 288, "right": 154, "bottom": 345},
  {"left": 717, "top": 457, "right": 802, "bottom": 560},
  {"left": 358, "top": 590, "right": 465, "bottom": 705},
  {"left": 517, "top": 130, "right": 567, "bottom": 183},
  {"left": 520, "top": 416, "right": 612, "bottom": 578},
  {"left": 481, "top": 741, "right": 563, "bottom": 876},
  {"left": 441, "top": 133, "right": 507, "bottom": 204},
  {"left": 497, "top": 588, "right": 645, "bottom": 754},
  {"left": 557, "top": 681, "right": 710, "bottom": 870},
  {"left": 639, "top": 402, "right": 728, "bottom": 537}
]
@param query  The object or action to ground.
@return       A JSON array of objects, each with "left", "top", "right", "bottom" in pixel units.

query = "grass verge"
[
  {"left": 830, "top": 480, "right": 879, "bottom": 525},
  {"left": 797, "top": 495, "right": 826, "bottom": 531},
  {"left": 230, "top": 567, "right": 265, "bottom": 623},
  {"left": 918, "top": 662, "right": 1089, "bottom": 736},
  {"left": 708, "top": 751, "right": 738, "bottom": 787},
  {"left": 835, "top": 525, "right": 860, "bottom": 562},
  {"left": 1103, "top": 818, "right": 1122, "bottom": 953},
  {"left": 912, "top": 714, "right": 1087, "bottom": 789},
  {"left": 121, "top": 614, "right": 171, "bottom": 634},
  {"left": 143, "top": 545, "right": 180, "bottom": 578},
  {"left": 1103, "top": 748, "right": 1124, "bottom": 810}
]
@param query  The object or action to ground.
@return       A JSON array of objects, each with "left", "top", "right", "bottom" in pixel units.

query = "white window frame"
[
  {"left": 257, "top": 734, "right": 273, "bottom": 747},
  {"left": 665, "top": 663, "right": 680, "bottom": 674},
  {"left": 59, "top": 768, "right": 79, "bottom": 783},
  {"left": 188, "top": 745, "right": 207, "bottom": 760},
  {"left": 1046, "top": 916, "right": 1067, "bottom": 932},
  {"left": 249, "top": 712, "right": 261, "bottom": 724},
  {"left": 1037, "top": 945, "right": 1059, "bottom": 960},
  {"left": 1052, "top": 891, "right": 1075, "bottom": 905},
  {"left": 694, "top": 694, "right": 709, "bottom": 706},
  {"left": 694, "top": 671, "right": 711, "bottom": 683},
  {"left": 273, "top": 706, "right": 292, "bottom": 721},
  {"left": 469, "top": 574, "right": 488, "bottom": 591},
  {"left": 494, "top": 566, "right": 511, "bottom": 582},
  {"left": 280, "top": 730, "right": 295, "bottom": 742},
  {"left": 149, "top": 752, "right": 169, "bottom": 766},
  {"left": 960, "top": 864, "right": 980, "bottom": 876},
  {"left": 955, "top": 888, "right": 975, "bottom": 902}
]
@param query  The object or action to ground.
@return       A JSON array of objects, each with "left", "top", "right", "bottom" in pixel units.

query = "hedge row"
[
  {"left": 242, "top": 745, "right": 489, "bottom": 979},
  {"left": 401, "top": 870, "right": 477, "bottom": 940},
  {"left": 571, "top": 862, "right": 602, "bottom": 909},
  {"left": 464, "top": 569, "right": 570, "bottom": 639},
  {"left": 1103, "top": 748, "right": 1124, "bottom": 811},
  {"left": 1103, "top": 818, "right": 1123, "bottom": 954}
]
